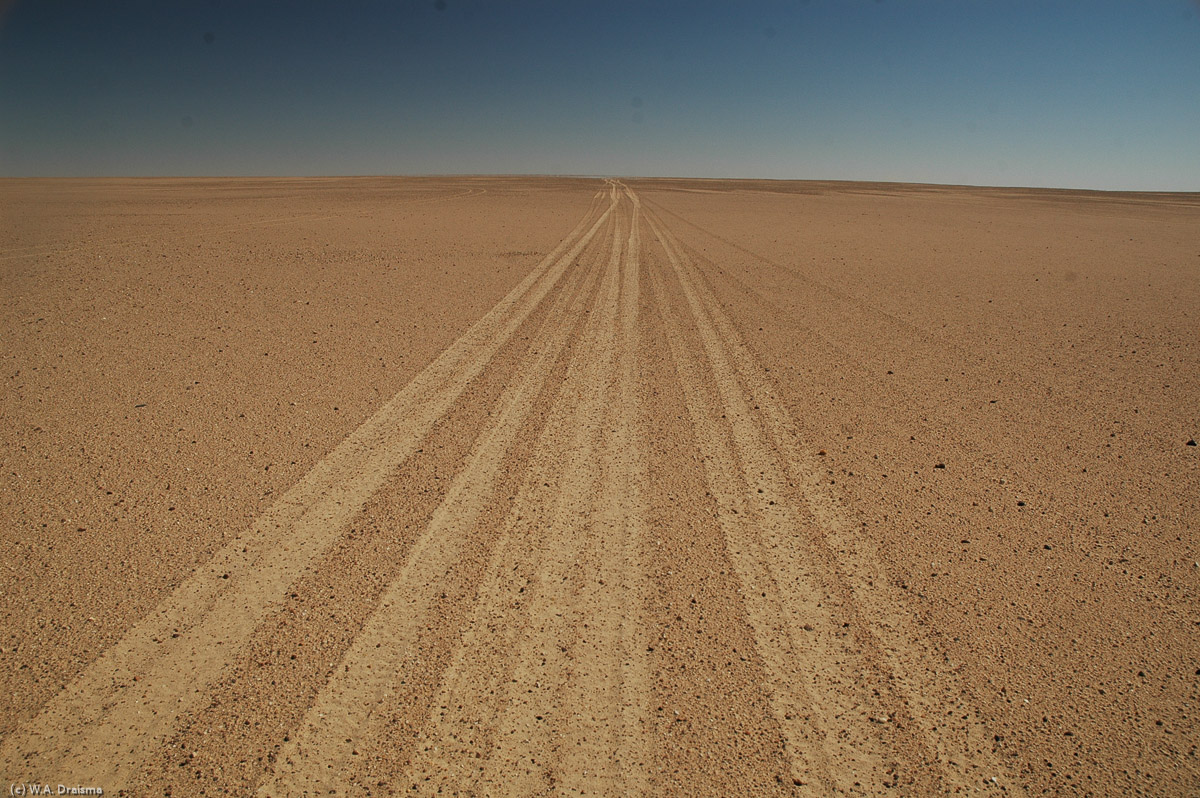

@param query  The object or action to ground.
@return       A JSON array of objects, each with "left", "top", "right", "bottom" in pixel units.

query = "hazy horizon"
[{"left": 3, "top": 0, "right": 1198, "bottom": 191}]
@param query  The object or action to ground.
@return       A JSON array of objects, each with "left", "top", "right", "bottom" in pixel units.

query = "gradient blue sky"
[{"left": 1, "top": 1, "right": 1198, "bottom": 189}]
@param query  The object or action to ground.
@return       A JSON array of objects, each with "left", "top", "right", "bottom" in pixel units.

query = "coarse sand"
[{"left": 1, "top": 176, "right": 1197, "bottom": 795}]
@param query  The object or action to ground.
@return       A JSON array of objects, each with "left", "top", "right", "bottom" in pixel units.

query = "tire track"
[
  {"left": 647, "top": 203, "right": 1024, "bottom": 794},
  {"left": 639, "top": 195, "right": 931, "bottom": 344},
  {"left": 644, "top": 214, "right": 849, "bottom": 792},
  {"left": 3, "top": 178, "right": 1030, "bottom": 794},
  {"left": 646, "top": 204, "right": 922, "bottom": 793},
  {"left": 639, "top": 218, "right": 798, "bottom": 796},
  {"left": 481, "top": 204, "right": 625, "bottom": 795},
  {"left": 608, "top": 187, "right": 651, "bottom": 796},
  {"left": 551, "top": 187, "right": 650, "bottom": 795},
  {"left": 256, "top": 187, "right": 617, "bottom": 798},
  {"left": 0, "top": 187, "right": 616, "bottom": 789},
  {"left": 401, "top": 186, "right": 648, "bottom": 795},
  {"left": 644, "top": 201, "right": 1021, "bottom": 794},
  {"left": 407, "top": 203, "right": 627, "bottom": 794},
  {"left": 129, "top": 185, "right": 618, "bottom": 796}
]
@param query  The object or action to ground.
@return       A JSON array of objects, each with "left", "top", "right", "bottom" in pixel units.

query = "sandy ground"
[{"left": 0, "top": 176, "right": 1197, "bottom": 795}]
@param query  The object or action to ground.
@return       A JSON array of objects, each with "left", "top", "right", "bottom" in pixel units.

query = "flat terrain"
[{"left": 1, "top": 176, "right": 1197, "bottom": 796}]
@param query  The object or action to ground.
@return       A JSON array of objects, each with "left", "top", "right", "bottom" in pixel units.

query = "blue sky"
[{"left": 1, "top": 0, "right": 1198, "bottom": 189}]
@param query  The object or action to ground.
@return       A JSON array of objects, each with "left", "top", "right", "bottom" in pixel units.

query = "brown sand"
[{"left": 1, "top": 176, "right": 1197, "bottom": 795}]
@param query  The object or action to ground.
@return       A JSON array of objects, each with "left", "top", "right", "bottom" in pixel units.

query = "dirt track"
[{"left": 1, "top": 177, "right": 1198, "bottom": 795}]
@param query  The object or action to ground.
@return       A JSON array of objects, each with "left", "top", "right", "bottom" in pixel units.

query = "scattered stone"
[
  {"left": 1188, "top": 439, "right": 1197, "bottom": 446},
  {"left": 1017, "top": 501, "right": 1026, "bottom": 507},
  {"left": 934, "top": 463, "right": 945, "bottom": 469}
]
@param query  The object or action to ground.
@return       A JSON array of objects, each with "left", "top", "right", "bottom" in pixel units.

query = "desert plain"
[{"left": 0, "top": 176, "right": 1197, "bottom": 796}]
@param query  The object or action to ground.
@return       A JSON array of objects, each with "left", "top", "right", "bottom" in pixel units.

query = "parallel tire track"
[
  {"left": 649, "top": 204, "right": 1022, "bottom": 794},
  {"left": 1, "top": 180, "right": 1011, "bottom": 796},
  {"left": 0, "top": 186, "right": 616, "bottom": 788},
  {"left": 644, "top": 212, "right": 858, "bottom": 791},
  {"left": 400, "top": 189, "right": 647, "bottom": 796},
  {"left": 642, "top": 203, "right": 1016, "bottom": 794},
  {"left": 257, "top": 189, "right": 617, "bottom": 797}
]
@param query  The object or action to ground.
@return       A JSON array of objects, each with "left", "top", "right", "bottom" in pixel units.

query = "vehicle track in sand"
[{"left": 2, "top": 181, "right": 1013, "bottom": 796}]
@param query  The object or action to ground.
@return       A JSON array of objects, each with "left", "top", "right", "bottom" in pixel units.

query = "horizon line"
[{"left": 2, "top": 173, "right": 1197, "bottom": 196}]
